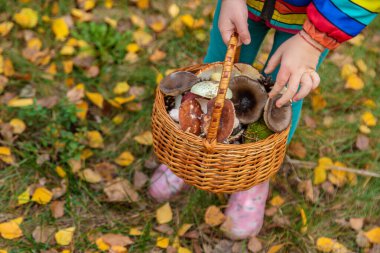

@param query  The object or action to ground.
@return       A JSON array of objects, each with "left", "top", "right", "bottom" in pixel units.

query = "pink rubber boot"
[
  {"left": 148, "top": 164, "right": 188, "bottom": 203},
  {"left": 221, "top": 181, "right": 269, "bottom": 240}
]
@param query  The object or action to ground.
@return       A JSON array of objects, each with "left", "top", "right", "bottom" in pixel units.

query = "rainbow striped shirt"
[{"left": 246, "top": 0, "right": 380, "bottom": 49}]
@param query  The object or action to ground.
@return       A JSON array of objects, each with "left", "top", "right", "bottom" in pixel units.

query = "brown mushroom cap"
[
  {"left": 230, "top": 76, "right": 268, "bottom": 124},
  {"left": 201, "top": 98, "right": 235, "bottom": 143},
  {"left": 196, "top": 63, "right": 241, "bottom": 81},
  {"left": 234, "top": 63, "right": 262, "bottom": 80},
  {"left": 160, "top": 71, "right": 199, "bottom": 96},
  {"left": 179, "top": 99, "right": 203, "bottom": 135},
  {"left": 263, "top": 94, "right": 292, "bottom": 132},
  {"left": 181, "top": 92, "right": 201, "bottom": 103}
]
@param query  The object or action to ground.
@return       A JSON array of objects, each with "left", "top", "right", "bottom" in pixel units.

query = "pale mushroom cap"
[
  {"left": 159, "top": 71, "right": 199, "bottom": 96},
  {"left": 196, "top": 63, "right": 241, "bottom": 81},
  {"left": 234, "top": 63, "right": 262, "bottom": 80},
  {"left": 263, "top": 94, "right": 292, "bottom": 132},
  {"left": 190, "top": 81, "right": 233, "bottom": 99}
]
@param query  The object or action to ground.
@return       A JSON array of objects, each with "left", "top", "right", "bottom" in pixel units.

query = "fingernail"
[
  {"left": 276, "top": 102, "right": 282, "bottom": 108},
  {"left": 243, "top": 38, "right": 251, "bottom": 45}
]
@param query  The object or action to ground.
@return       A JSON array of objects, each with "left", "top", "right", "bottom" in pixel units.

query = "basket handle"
[{"left": 204, "top": 33, "right": 239, "bottom": 150}]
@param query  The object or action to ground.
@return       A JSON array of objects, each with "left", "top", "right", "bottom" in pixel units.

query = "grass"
[{"left": 0, "top": 1, "right": 380, "bottom": 252}]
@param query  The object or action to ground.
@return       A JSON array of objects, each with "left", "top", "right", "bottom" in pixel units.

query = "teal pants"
[{"left": 204, "top": 0, "right": 329, "bottom": 142}]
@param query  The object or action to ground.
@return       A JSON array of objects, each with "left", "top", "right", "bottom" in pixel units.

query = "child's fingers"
[
  {"left": 218, "top": 19, "right": 235, "bottom": 45},
  {"left": 294, "top": 73, "right": 313, "bottom": 101},
  {"left": 276, "top": 71, "right": 302, "bottom": 107},
  {"left": 234, "top": 18, "right": 251, "bottom": 45},
  {"left": 264, "top": 50, "right": 282, "bottom": 74},
  {"left": 268, "top": 65, "right": 290, "bottom": 98},
  {"left": 310, "top": 71, "right": 320, "bottom": 89}
]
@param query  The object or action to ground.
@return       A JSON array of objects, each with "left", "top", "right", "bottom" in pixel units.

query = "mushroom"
[
  {"left": 244, "top": 119, "right": 273, "bottom": 143},
  {"left": 190, "top": 81, "right": 233, "bottom": 99},
  {"left": 196, "top": 63, "right": 241, "bottom": 81},
  {"left": 195, "top": 98, "right": 209, "bottom": 114},
  {"left": 263, "top": 94, "right": 292, "bottom": 132},
  {"left": 181, "top": 92, "right": 201, "bottom": 103},
  {"left": 230, "top": 76, "right": 268, "bottom": 124},
  {"left": 160, "top": 71, "right": 199, "bottom": 96},
  {"left": 201, "top": 98, "right": 235, "bottom": 143},
  {"left": 234, "top": 63, "right": 261, "bottom": 80},
  {"left": 179, "top": 99, "right": 203, "bottom": 135}
]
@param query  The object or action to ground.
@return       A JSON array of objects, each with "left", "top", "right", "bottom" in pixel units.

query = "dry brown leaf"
[
  {"left": 101, "top": 233, "right": 134, "bottom": 247},
  {"left": 154, "top": 224, "right": 174, "bottom": 235},
  {"left": 134, "top": 131, "right": 153, "bottom": 145},
  {"left": 147, "top": 15, "right": 167, "bottom": 33},
  {"left": 356, "top": 134, "right": 370, "bottom": 150},
  {"left": 356, "top": 231, "right": 370, "bottom": 248},
  {"left": 50, "top": 200, "right": 65, "bottom": 218},
  {"left": 149, "top": 49, "right": 166, "bottom": 62},
  {"left": 67, "top": 84, "right": 85, "bottom": 104},
  {"left": 288, "top": 142, "right": 307, "bottom": 159},
  {"left": 298, "top": 180, "right": 315, "bottom": 203},
  {"left": 247, "top": 236, "right": 262, "bottom": 252},
  {"left": 133, "top": 171, "right": 148, "bottom": 189},
  {"left": 349, "top": 217, "right": 364, "bottom": 231},
  {"left": 32, "top": 226, "right": 56, "bottom": 244},
  {"left": 204, "top": 205, "right": 225, "bottom": 227},
  {"left": 37, "top": 96, "right": 59, "bottom": 109},
  {"left": 94, "top": 162, "right": 117, "bottom": 182},
  {"left": 104, "top": 178, "right": 139, "bottom": 202},
  {"left": 79, "top": 168, "right": 102, "bottom": 183}
]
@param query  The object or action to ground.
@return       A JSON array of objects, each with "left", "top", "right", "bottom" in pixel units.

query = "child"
[{"left": 149, "top": 0, "right": 379, "bottom": 240}]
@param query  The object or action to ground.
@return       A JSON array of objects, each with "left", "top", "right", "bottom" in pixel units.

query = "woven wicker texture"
[{"left": 151, "top": 33, "right": 289, "bottom": 193}]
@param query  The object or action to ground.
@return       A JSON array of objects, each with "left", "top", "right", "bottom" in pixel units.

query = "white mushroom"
[
  {"left": 169, "top": 108, "right": 179, "bottom": 122},
  {"left": 190, "top": 81, "right": 233, "bottom": 99}
]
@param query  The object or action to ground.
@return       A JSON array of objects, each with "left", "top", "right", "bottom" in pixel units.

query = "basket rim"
[{"left": 155, "top": 87, "right": 290, "bottom": 150}]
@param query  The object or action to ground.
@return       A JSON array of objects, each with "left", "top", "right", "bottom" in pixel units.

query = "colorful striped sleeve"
[{"left": 303, "top": 0, "right": 380, "bottom": 49}]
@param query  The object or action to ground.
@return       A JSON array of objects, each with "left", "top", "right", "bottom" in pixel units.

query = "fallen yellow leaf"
[
  {"left": 134, "top": 131, "right": 153, "bottom": 145},
  {"left": 355, "top": 59, "right": 368, "bottom": 73},
  {"left": 63, "top": 60, "right": 73, "bottom": 74},
  {"left": 55, "top": 227, "right": 75, "bottom": 246},
  {"left": 71, "top": 8, "right": 93, "bottom": 22},
  {"left": 316, "top": 237, "right": 349, "bottom": 253},
  {"left": 13, "top": 8, "right": 38, "bottom": 28},
  {"left": 156, "top": 202, "right": 173, "bottom": 224},
  {"left": 361, "top": 111, "right": 377, "bottom": 127},
  {"left": 156, "top": 237, "right": 169, "bottom": 248},
  {"left": 27, "top": 37, "right": 42, "bottom": 50},
  {"left": 313, "top": 165, "right": 327, "bottom": 185},
  {"left": 0, "top": 55, "right": 3, "bottom": 74},
  {"left": 104, "top": 17, "right": 117, "bottom": 28},
  {"left": 178, "top": 247, "right": 192, "bottom": 253},
  {"left": 311, "top": 93, "right": 327, "bottom": 112},
  {"left": 4, "top": 58, "right": 15, "bottom": 77},
  {"left": 105, "top": 0, "right": 113, "bottom": 8},
  {"left": 46, "top": 63, "right": 57, "bottom": 76},
  {"left": 32, "top": 187, "right": 53, "bottom": 205},
  {"left": 110, "top": 246, "right": 127, "bottom": 253},
  {"left": 52, "top": 18, "right": 69, "bottom": 41},
  {"left": 96, "top": 237, "right": 110, "bottom": 251},
  {"left": 133, "top": 30, "right": 153, "bottom": 46},
  {"left": 130, "top": 15, "right": 146, "bottom": 28},
  {"left": 7, "top": 98, "right": 34, "bottom": 107},
  {"left": 10, "top": 118, "right": 26, "bottom": 134},
  {"left": 129, "top": 227, "right": 143, "bottom": 236},
  {"left": 168, "top": 4, "right": 180, "bottom": 18},
  {"left": 114, "top": 151, "right": 135, "bottom": 166},
  {"left": 87, "top": 130, "right": 104, "bottom": 148},
  {"left": 328, "top": 161, "right": 346, "bottom": 187},
  {"left": 86, "top": 91, "right": 104, "bottom": 108},
  {"left": 0, "top": 147, "right": 11, "bottom": 156},
  {"left": 60, "top": 45, "right": 75, "bottom": 56},
  {"left": 362, "top": 99, "right": 376, "bottom": 109},
  {"left": 79, "top": 168, "right": 102, "bottom": 183},
  {"left": 267, "top": 244, "right": 285, "bottom": 253},
  {"left": 345, "top": 74, "right": 364, "bottom": 90},
  {"left": 83, "top": 0, "right": 96, "bottom": 11},
  {"left": 76, "top": 101, "right": 88, "bottom": 120},
  {"left": 80, "top": 149, "right": 94, "bottom": 160},
  {"left": 359, "top": 124, "right": 371, "bottom": 134},
  {"left": 17, "top": 188, "right": 30, "bottom": 205},
  {"left": 0, "top": 219, "right": 23, "bottom": 239},
  {"left": 55, "top": 166, "right": 67, "bottom": 178},
  {"left": 156, "top": 72, "right": 163, "bottom": 85},
  {"left": 114, "top": 95, "right": 135, "bottom": 105},
  {"left": 364, "top": 227, "right": 380, "bottom": 244},
  {"left": 125, "top": 43, "right": 140, "bottom": 53},
  {"left": 340, "top": 64, "right": 357, "bottom": 80},
  {"left": 180, "top": 14, "right": 194, "bottom": 28},
  {"left": 112, "top": 114, "right": 124, "bottom": 125},
  {"left": 0, "top": 22, "right": 14, "bottom": 36},
  {"left": 177, "top": 223, "right": 192, "bottom": 236},
  {"left": 136, "top": 0, "right": 149, "bottom": 9},
  {"left": 270, "top": 195, "right": 285, "bottom": 207},
  {"left": 113, "top": 82, "right": 130, "bottom": 95}
]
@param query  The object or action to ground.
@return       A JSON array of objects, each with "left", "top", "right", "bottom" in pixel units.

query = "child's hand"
[
  {"left": 264, "top": 31, "right": 324, "bottom": 108},
  {"left": 218, "top": 0, "right": 251, "bottom": 45}
]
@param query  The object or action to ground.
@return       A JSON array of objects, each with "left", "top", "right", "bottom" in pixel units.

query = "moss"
[{"left": 244, "top": 119, "right": 273, "bottom": 143}]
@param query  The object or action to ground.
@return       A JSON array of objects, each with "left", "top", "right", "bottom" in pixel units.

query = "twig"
[{"left": 285, "top": 156, "right": 380, "bottom": 178}]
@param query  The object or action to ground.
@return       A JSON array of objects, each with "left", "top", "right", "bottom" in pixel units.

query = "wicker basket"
[{"left": 151, "top": 33, "right": 289, "bottom": 193}]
